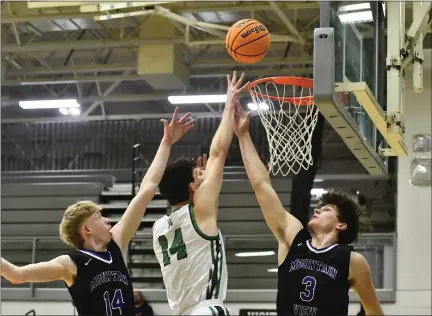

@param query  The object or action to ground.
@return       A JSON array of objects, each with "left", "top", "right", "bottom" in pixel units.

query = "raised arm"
[
  {"left": 350, "top": 252, "right": 384, "bottom": 316},
  {"left": 1, "top": 256, "right": 75, "bottom": 286},
  {"left": 194, "top": 71, "right": 249, "bottom": 218},
  {"left": 234, "top": 107, "right": 303, "bottom": 258},
  {"left": 110, "top": 108, "right": 195, "bottom": 250}
]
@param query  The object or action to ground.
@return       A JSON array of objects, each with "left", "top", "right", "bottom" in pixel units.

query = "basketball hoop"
[{"left": 248, "top": 76, "right": 318, "bottom": 176}]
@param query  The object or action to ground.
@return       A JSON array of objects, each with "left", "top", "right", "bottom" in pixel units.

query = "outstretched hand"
[
  {"left": 161, "top": 107, "right": 195, "bottom": 145},
  {"left": 226, "top": 71, "right": 249, "bottom": 109},
  {"left": 234, "top": 101, "right": 252, "bottom": 137}
]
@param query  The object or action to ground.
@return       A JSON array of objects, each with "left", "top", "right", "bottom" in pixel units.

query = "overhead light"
[
  {"left": 19, "top": 99, "right": 80, "bottom": 109},
  {"left": 21, "top": 80, "right": 78, "bottom": 86},
  {"left": 168, "top": 95, "right": 227, "bottom": 104},
  {"left": 59, "top": 107, "right": 81, "bottom": 116},
  {"left": 247, "top": 102, "right": 269, "bottom": 111},
  {"left": 338, "top": 11, "right": 373, "bottom": 23},
  {"left": 59, "top": 108, "right": 69, "bottom": 115},
  {"left": 69, "top": 107, "right": 81, "bottom": 116},
  {"left": 338, "top": 3, "right": 370, "bottom": 13},
  {"left": 235, "top": 251, "right": 275, "bottom": 257},
  {"left": 314, "top": 178, "right": 324, "bottom": 183},
  {"left": 267, "top": 268, "right": 278, "bottom": 273},
  {"left": 311, "top": 188, "right": 326, "bottom": 196},
  {"left": 337, "top": 2, "right": 373, "bottom": 24}
]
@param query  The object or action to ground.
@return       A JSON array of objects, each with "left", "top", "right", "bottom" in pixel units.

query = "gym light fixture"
[
  {"left": 235, "top": 251, "right": 275, "bottom": 257},
  {"left": 338, "top": 11, "right": 373, "bottom": 23},
  {"left": 338, "top": 2, "right": 373, "bottom": 24},
  {"left": 59, "top": 108, "right": 69, "bottom": 115},
  {"left": 69, "top": 108, "right": 81, "bottom": 116},
  {"left": 311, "top": 188, "right": 326, "bottom": 196},
  {"left": 338, "top": 3, "right": 370, "bottom": 12},
  {"left": 19, "top": 99, "right": 80, "bottom": 109},
  {"left": 168, "top": 95, "right": 227, "bottom": 104},
  {"left": 59, "top": 107, "right": 81, "bottom": 116},
  {"left": 247, "top": 102, "right": 269, "bottom": 111}
]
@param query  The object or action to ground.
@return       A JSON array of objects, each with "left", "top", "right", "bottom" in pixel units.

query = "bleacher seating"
[
  {"left": 1, "top": 172, "right": 113, "bottom": 289},
  {"left": 2, "top": 181, "right": 105, "bottom": 237}
]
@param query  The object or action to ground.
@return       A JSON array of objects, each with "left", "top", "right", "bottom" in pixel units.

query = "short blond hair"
[{"left": 59, "top": 201, "right": 100, "bottom": 248}]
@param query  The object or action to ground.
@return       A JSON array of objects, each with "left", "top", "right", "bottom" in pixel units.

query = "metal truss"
[{"left": 1, "top": 1, "right": 319, "bottom": 121}]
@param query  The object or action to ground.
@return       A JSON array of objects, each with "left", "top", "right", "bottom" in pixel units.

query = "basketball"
[{"left": 225, "top": 19, "right": 270, "bottom": 64}]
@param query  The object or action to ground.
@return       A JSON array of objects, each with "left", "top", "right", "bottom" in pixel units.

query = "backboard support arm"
[{"left": 386, "top": 2, "right": 405, "bottom": 141}]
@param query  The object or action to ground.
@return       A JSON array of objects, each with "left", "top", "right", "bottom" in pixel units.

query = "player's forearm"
[
  {"left": 112, "top": 138, "right": 173, "bottom": 247},
  {"left": 1, "top": 258, "right": 23, "bottom": 284},
  {"left": 209, "top": 107, "right": 236, "bottom": 158},
  {"left": 238, "top": 133, "right": 271, "bottom": 187},
  {"left": 139, "top": 138, "right": 172, "bottom": 192},
  {"left": 364, "top": 304, "right": 384, "bottom": 316}
]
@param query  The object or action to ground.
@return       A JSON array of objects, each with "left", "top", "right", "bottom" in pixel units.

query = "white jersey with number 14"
[{"left": 152, "top": 204, "right": 228, "bottom": 315}]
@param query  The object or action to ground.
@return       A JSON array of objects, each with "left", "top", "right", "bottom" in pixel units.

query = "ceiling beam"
[
  {"left": 0, "top": 2, "right": 319, "bottom": 24},
  {"left": 174, "top": 2, "right": 319, "bottom": 13},
  {"left": 3, "top": 74, "right": 147, "bottom": 86},
  {"left": 82, "top": 70, "right": 132, "bottom": 116},
  {"left": 3, "top": 68, "right": 312, "bottom": 86},
  {"left": 7, "top": 64, "right": 136, "bottom": 76},
  {"left": 1, "top": 35, "right": 296, "bottom": 53},
  {"left": 27, "top": 1, "right": 88, "bottom": 9},
  {"left": 1, "top": 37, "right": 185, "bottom": 53},
  {"left": 6, "top": 57, "right": 312, "bottom": 76},
  {"left": 189, "top": 57, "right": 313, "bottom": 68},
  {"left": 1, "top": 11, "right": 97, "bottom": 24},
  {"left": 268, "top": 1, "right": 305, "bottom": 45}
]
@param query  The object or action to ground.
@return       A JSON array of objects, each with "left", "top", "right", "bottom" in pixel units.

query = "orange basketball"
[{"left": 226, "top": 19, "right": 271, "bottom": 64}]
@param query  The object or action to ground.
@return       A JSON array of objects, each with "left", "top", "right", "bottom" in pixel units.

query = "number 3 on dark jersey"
[
  {"left": 158, "top": 228, "right": 188, "bottom": 266},
  {"left": 103, "top": 289, "right": 124, "bottom": 316},
  {"left": 300, "top": 276, "right": 317, "bottom": 302}
]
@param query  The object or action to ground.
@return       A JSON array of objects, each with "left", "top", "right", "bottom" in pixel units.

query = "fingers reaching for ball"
[{"left": 226, "top": 71, "right": 249, "bottom": 109}]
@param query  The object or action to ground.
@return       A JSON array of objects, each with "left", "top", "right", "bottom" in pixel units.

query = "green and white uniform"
[{"left": 153, "top": 204, "right": 229, "bottom": 315}]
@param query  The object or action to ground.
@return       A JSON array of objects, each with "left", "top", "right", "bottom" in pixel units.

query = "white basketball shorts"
[{"left": 182, "top": 299, "right": 231, "bottom": 316}]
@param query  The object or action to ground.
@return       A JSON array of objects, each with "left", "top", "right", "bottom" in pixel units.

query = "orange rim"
[{"left": 248, "top": 76, "right": 314, "bottom": 105}]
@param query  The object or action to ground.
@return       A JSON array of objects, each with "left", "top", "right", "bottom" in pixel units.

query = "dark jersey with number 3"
[
  {"left": 67, "top": 239, "right": 135, "bottom": 316},
  {"left": 277, "top": 229, "right": 352, "bottom": 316}
]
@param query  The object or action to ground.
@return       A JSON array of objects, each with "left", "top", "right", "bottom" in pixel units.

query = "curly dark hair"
[
  {"left": 159, "top": 159, "right": 197, "bottom": 206},
  {"left": 318, "top": 189, "right": 371, "bottom": 244}
]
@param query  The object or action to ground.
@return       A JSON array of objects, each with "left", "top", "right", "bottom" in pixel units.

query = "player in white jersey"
[
  {"left": 152, "top": 202, "right": 229, "bottom": 315},
  {"left": 153, "top": 71, "right": 249, "bottom": 315}
]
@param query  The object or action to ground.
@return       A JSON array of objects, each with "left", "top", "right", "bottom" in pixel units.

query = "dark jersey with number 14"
[
  {"left": 277, "top": 229, "right": 352, "bottom": 316},
  {"left": 67, "top": 239, "right": 135, "bottom": 316}
]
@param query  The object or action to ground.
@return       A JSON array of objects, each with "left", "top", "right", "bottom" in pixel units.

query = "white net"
[{"left": 249, "top": 78, "right": 319, "bottom": 176}]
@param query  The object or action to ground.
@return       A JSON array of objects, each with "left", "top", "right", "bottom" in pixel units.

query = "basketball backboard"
[{"left": 313, "top": 1, "right": 426, "bottom": 175}]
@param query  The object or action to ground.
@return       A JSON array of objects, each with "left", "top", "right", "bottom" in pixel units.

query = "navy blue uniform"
[
  {"left": 277, "top": 229, "right": 352, "bottom": 316},
  {"left": 67, "top": 239, "right": 135, "bottom": 316}
]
